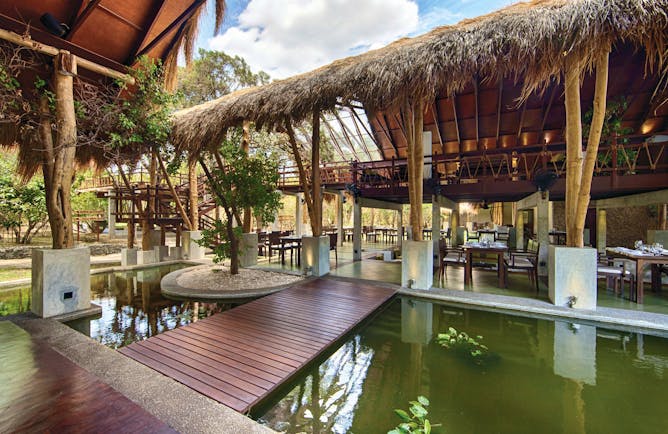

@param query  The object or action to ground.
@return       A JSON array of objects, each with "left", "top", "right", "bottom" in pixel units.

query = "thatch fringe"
[{"left": 171, "top": 0, "right": 668, "bottom": 152}]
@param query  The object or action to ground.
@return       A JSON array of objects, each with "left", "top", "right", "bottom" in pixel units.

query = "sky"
[{"left": 195, "top": 0, "right": 515, "bottom": 79}]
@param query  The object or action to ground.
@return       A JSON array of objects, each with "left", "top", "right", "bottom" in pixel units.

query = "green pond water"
[
  {"left": 64, "top": 265, "right": 235, "bottom": 348},
  {"left": 255, "top": 298, "right": 668, "bottom": 434}
]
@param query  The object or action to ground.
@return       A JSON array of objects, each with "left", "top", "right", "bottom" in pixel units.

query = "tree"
[
  {"left": 197, "top": 132, "right": 282, "bottom": 275},
  {"left": 178, "top": 49, "right": 270, "bottom": 108},
  {"left": 0, "top": 152, "right": 48, "bottom": 244}
]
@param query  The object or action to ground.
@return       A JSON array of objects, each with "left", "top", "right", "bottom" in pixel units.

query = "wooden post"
[
  {"left": 241, "top": 120, "right": 253, "bottom": 232},
  {"left": 141, "top": 152, "right": 158, "bottom": 250},
  {"left": 157, "top": 155, "right": 193, "bottom": 230},
  {"left": 188, "top": 155, "right": 199, "bottom": 229},
  {"left": 564, "top": 56, "right": 584, "bottom": 247},
  {"left": 42, "top": 51, "right": 77, "bottom": 249},
  {"left": 312, "top": 108, "right": 322, "bottom": 237},
  {"left": 403, "top": 98, "right": 425, "bottom": 241}
]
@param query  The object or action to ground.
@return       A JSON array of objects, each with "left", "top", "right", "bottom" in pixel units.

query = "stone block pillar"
[
  {"left": 183, "top": 230, "right": 205, "bottom": 260},
  {"left": 353, "top": 198, "right": 362, "bottom": 261},
  {"left": 302, "top": 235, "right": 330, "bottom": 276},
  {"left": 401, "top": 240, "right": 433, "bottom": 290},
  {"left": 596, "top": 208, "right": 607, "bottom": 254},
  {"left": 432, "top": 196, "right": 441, "bottom": 259},
  {"left": 239, "top": 232, "right": 258, "bottom": 267},
  {"left": 121, "top": 248, "right": 138, "bottom": 267},
  {"left": 295, "top": 193, "right": 303, "bottom": 236},
  {"left": 31, "top": 247, "right": 91, "bottom": 318},
  {"left": 536, "top": 192, "right": 550, "bottom": 276},
  {"left": 337, "top": 191, "right": 344, "bottom": 247},
  {"left": 397, "top": 209, "right": 403, "bottom": 247},
  {"left": 548, "top": 245, "right": 597, "bottom": 310},
  {"left": 107, "top": 197, "right": 116, "bottom": 240}
]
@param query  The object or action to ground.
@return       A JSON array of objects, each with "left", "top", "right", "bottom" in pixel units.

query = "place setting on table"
[
  {"left": 461, "top": 240, "right": 509, "bottom": 287},
  {"left": 606, "top": 241, "right": 668, "bottom": 303}
]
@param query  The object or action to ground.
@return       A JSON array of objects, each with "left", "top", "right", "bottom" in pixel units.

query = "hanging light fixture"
[{"left": 40, "top": 13, "right": 69, "bottom": 37}]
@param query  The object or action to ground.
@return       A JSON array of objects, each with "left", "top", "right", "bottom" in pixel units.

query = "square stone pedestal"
[
  {"left": 239, "top": 233, "right": 259, "bottom": 268},
  {"left": 548, "top": 245, "right": 597, "bottom": 309},
  {"left": 138, "top": 250, "right": 157, "bottom": 265},
  {"left": 169, "top": 246, "right": 183, "bottom": 260},
  {"left": 183, "top": 230, "right": 205, "bottom": 260},
  {"left": 154, "top": 245, "right": 169, "bottom": 262},
  {"left": 301, "top": 236, "right": 330, "bottom": 276},
  {"left": 401, "top": 240, "right": 433, "bottom": 290},
  {"left": 121, "top": 248, "right": 137, "bottom": 267},
  {"left": 31, "top": 247, "right": 91, "bottom": 318}
]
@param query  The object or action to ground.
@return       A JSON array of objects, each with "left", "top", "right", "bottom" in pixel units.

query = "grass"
[{"left": 0, "top": 268, "right": 31, "bottom": 282}]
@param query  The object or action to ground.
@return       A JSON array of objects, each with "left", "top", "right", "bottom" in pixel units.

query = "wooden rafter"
[
  {"left": 334, "top": 111, "right": 371, "bottom": 160},
  {"left": 134, "top": 0, "right": 205, "bottom": 60},
  {"left": 517, "top": 100, "right": 528, "bottom": 139},
  {"left": 380, "top": 114, "right": 399, "bottom": 157},
  {"left": 451, "top": 94, "right": 461, "bottom": 146},
  {"left": 97, "top": 5, "right": 143, "bottom": 31},
  {"left": 321, "top": 115, "right": 350, "bottom": 161},
  {"left": 348, "top": 106, "right": 382, "bottom": 155},
  {"left": 432, "top": 100, "right": 444, "bottom": 149},
  {"left": 636, "top": 79, "right": 666, "bottom": 131},
  {"left": 474, "top": 76, "right": 480, "bottom": 148},
  {"left": 127, "top": 0, "right": 168, "bottom": 64},
  {"left": 65, "top": 0, "right": 102, "bottom": 41},
  {"left": 496, "top": 79, "right": 503, "bottom": 141},
  {"left": 348, "top": 108, "right": 375, "bottom": 160}
]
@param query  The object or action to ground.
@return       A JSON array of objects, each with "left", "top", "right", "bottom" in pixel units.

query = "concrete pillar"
[
  {"left": 401, "top": 240, "right": 433, "bottom": 290},
  {"left": 107, "top": 197, "right": 116, "bottom": 239},
  {"left": 31, "top": 247, "right": 91, "bottom": 318},
  {"left": 353, "top": 198, "right": 362, "bottom": 261},
  {"left": 302, "top": 235, "right": 330, "bottom": 276},
  {"left": 596, "top": 208, "right": 607, "bottom": 254},
  {"left": 549, "top": 245, "right": 597, "bottom": 310},
  {"left": 422, "top": 131, "right": 433, "bottom": 179},
  {"left": 183, "top": 230, "right": 205, "bottom": 260},
  {"left": 450, "top": 208, "right": 459, "bottom": 246},
  {"left": 515, "top": 208, "right": 525, "bottom": 250},
  {"left": 295, "top": 193, "right": 303, "bottom": 236},
  {"left": 397, "top": 209, "right": 403, "bottom": 247},
  {"left": 431, "top": 196, "right": 440, "bottom": 258},
  {"left": 536, "top": 193, "right": 550, "bottom": 276},
  {"left": 337, "top": 191, "right": 344, "bottom": 247}
]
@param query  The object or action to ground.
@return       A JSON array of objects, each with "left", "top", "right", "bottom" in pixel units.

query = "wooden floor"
[
  {"left": 0, "top": 322, "right": 176, "bottom": 434},
  {"left": 119, "top": 278, "right": 396, "bottom": 413}
]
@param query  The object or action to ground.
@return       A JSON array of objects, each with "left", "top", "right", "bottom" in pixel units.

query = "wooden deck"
[
  {"left": 119, "top": 278, "right": 396, "bottom": 413},
  {"left": 0, "top": 321, "right": 175, "bottom": 434}
]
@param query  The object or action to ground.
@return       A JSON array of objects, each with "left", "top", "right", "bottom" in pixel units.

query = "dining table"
[
  {"left": 462, "top": 242, "right": 509, "bottom": 288},
  {"left": 606, "top": 246, "right": 668, "bottom": 303},
  {"left": 280, "top": 235, "right": 302, "bottom": 265}
]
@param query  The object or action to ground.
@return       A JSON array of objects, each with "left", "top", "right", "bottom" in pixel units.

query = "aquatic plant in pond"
[
  {"left": 389, "top": 396, "right": 439, "bottom": 434},
  {"left": 436, "top": 327, "right": 493, "bottom": 364}
]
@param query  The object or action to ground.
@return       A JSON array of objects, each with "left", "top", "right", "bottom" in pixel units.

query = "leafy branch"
[{"left": 389, "top": 396, "right": 439, "bottom": 434}]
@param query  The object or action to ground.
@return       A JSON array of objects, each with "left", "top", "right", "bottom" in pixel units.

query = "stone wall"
[
  {"left": 0, "top": 243, "right": 123, "bottom": 260},
  {"left": 550, "top": 202, "right": 658, "bottom": 248}
]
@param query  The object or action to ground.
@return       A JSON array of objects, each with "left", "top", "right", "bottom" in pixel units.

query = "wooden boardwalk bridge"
[{"left": 119, "top": 278, "right": 396, "bottom": 413}]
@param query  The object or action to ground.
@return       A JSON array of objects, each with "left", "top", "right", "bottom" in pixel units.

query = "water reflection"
[
  {"left": 66, "top": 265, "right": 235, "bottom": 349},
  {"left": 258, "top": 298, "right": 668, "bottom": 434}
]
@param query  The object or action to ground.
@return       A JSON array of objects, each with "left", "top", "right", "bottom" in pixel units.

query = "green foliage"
[
  {"left": 178, "top": 48, "right": 270, "bottom": 108},
  {"left": 0, "top": 153, "right": 48, "bottom": 244},
  {"left": 436, "top": 327, "right": 492, "bottom": 365},
  {"left": 388, "top": 396, "right": 438, "bottom": 434},
  {"left": 196, "top": 134, "right": 282, "bottom": 268},
  {"left": 110, "top": 56, "right": 176, "bottom": 151}
]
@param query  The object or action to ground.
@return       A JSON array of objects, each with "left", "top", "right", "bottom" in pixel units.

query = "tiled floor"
[{"left": 258, "top": 241, "right": 668, "bottom": 316}]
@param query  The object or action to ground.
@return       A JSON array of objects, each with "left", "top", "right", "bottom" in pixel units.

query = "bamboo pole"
[
  {"left": 564, "top": 56, "right": 584, "bottom": 246},
  {"left": 188, "top": 155, "right": 199, "bottom": 229},
  {"left": 312, "top": 108, "right": 322, "bottom": 237},
  {"left": 573, "top": 49, "right": 610, "bottom": 248},
  {"left": 285, "top": 120, "right": 316, "bottom": 232},
  {"left": 241, "top": 120, "right": 252, "bottom": 232},
  {"left": 0, "top": 28, "right": 134, "bottom": 84}
]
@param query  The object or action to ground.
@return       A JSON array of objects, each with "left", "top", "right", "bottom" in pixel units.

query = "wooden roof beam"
[
  {"left": 432, "top": 100, "right": 444, "bottom": 149},
  {"left": 516, "top": 100, "right": 528, "bottom": 139},
  {"left": 474, "top": 76, "right": 480, "bottom": 149},
  {"left": 381, "top": 114, "right": 399, "bottom": 157},
  {"left": 127, "top": 0, "right": 169, "bottom": 64},
  {"left": 451, "top": 94, "right": 462, "bottom": 148},
  {"left": 0, "top": 27, "right": 134, "bottom": 83},
  {"left": 322, "top": 115, "right": 351, "bottom": 161},
  {"left": 347, "top": 108, "right": 376, "bottom": 160},
  {"left": 97, "top": 5, "right": 143, "bottom": 31},
  {"left": 348, "top": 106, "right": 383, "bottom": 156},
  {"left": 334, "top": 111, "right": 371, "bottom": 160},
  {"left": 134, "top": 0, "right": 205, "bottom": 61},
  {"left": 65, "top": 0, "right": 102, "bottom": 41},
  {"left": 496, "top": 79, "right": 503, "bottom": 142}
]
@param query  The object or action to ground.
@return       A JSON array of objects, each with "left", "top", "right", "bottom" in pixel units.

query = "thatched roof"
[{"left": 171, "top": 0, "right": 668, "bottom": 152}]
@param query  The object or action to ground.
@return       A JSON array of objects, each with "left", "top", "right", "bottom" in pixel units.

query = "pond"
[
  {"left": 65, "top": 265, "right": 237, "bottom": 349},
  {"left": 255, "top": 298, "right": 668, "bottom": 434}
]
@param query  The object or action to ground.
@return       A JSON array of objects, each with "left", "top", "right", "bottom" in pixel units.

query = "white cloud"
[
  {"left": 208, "top": 0, "right": 419, "bottom": 79},
  {"left": 415, "top": 6, "right": 464, "bottom": 35}
]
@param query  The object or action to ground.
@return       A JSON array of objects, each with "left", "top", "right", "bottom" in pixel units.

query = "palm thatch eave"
[{"left": 170, "top": 0, "right": 668, "bottom": 154}]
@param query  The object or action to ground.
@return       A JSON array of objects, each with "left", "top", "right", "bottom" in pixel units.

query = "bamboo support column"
[
  {"left": 188, "top": 155, "right": 199, "bottom": 229},
  {"left": 311, "top": 109, "right": 322, "bottom": 237},
  {"left": 241, "top": 120, "right": 252, "bottom": 232},
  {"left": 403, "top": 98, "right": 426, "bottom": 241}
]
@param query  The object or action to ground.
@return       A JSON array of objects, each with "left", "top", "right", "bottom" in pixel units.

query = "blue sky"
[{"left": 195, "top": 0, "right": 515, "bottom": 78}]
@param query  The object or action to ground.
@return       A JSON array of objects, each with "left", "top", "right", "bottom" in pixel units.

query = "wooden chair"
[
  {"left": 598, "top": 257, "right": 636, "bottom": 300},
  {"left": 439, "top": 239, "right": 466, "bottom": 280},
  {"left": 268, "top": 231, "right": 293, "bottom": 264},
  {"left": 329, "top": 232, "right": 338, "bottom": 262},
  {"left": 505, "top": 240, "right": 539, "bottom": 292}
]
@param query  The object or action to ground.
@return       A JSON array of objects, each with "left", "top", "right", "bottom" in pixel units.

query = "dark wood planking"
[
  {"left": 120, "top": 277, "right": 396, "bottom": 414},
  {"left": 0, "top": 322, "right": 176, "bottom": 433}
]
